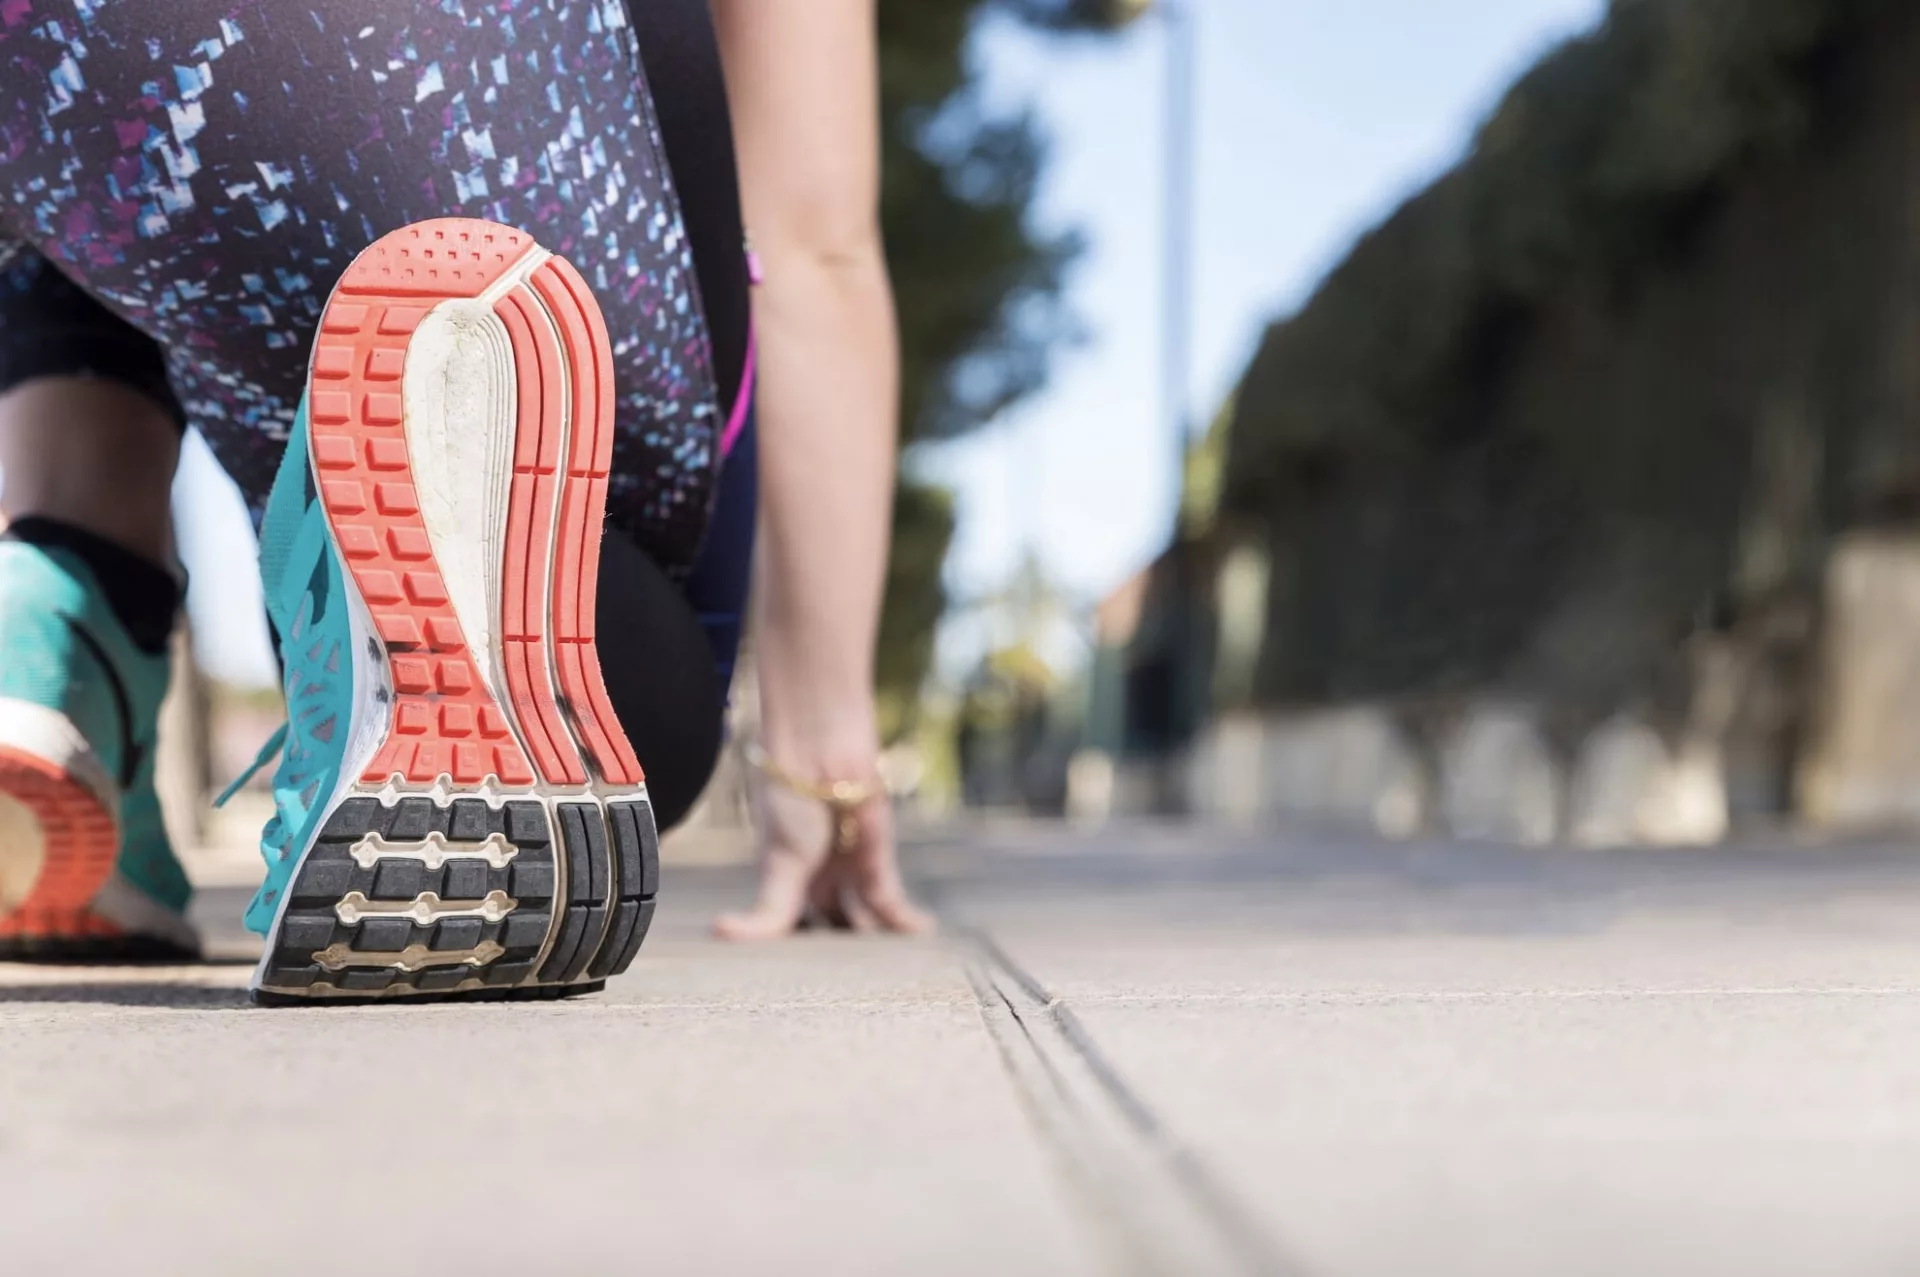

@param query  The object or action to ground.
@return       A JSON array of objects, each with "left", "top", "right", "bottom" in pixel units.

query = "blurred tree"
[
  {"left": 876, "top": 481, "right": 956, "bottom": 740},
  {"left": 1222, "top": 0, "right": 1903, "bottom": 713},
  {"left": 872, "top": 0, "right": 1140, "bottom": 737},
  {"left": 1230, "top": 0, "right": 1885, "bottom": 493}
]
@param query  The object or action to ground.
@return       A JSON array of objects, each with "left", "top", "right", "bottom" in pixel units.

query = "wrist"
[
  {"left": 752, "top": 632, "right": 879, "bottom": 747},
  {"left": 755, "top": 687, "right": 882, "bottom": 781}
]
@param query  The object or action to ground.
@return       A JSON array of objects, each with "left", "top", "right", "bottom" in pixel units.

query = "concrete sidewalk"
[{"left": 4, "top": 825, "right": 1920, "bottom": 1275}]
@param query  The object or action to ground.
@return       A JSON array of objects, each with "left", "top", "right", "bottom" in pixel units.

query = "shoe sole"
[
  {"left": 254, "top": 218, "right": 660, "bottom": 1004},
  {"left": 0, "top": 702, "right": 123, "bottom": 951},
  {"left": 0, "top": 930, "right": 200, "bottom": 964}
]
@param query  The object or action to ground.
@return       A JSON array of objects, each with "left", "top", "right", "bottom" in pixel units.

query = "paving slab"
[
  {"left": 0, "top": 871, "right": 1104, "bottom": 1277},
  {"left": 936, "top": 824, "right": 1920, "bottom": 1277},
  {"left": 11, "top": 824, "right": 1920, "bottom": 1276}
]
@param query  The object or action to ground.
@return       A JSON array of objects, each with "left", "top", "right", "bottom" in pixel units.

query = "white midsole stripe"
[
  {"left": 311, "top": 938, "right": 506, "bottom": 973},
  {"left": 0, "top": 791, "right": 47, "bottom": 916},
  {"left": 347, "top": 830, "right": 518, "bottom": 870},
  {"left": 90, "top": 871, "right": 200, "bottom": 949},
  {"left": 0, "top": 697, "right": 119, "bottom": 817},
  {"left": 401, "top": 252, "right": 549, "bottom": 714},
  {"left": 334, "top": 889, "right": 516, "bottom": 926}
]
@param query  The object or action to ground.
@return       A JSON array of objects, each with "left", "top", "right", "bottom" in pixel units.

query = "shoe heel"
[
  {"left": 0, "top": 702, "right": 119, "bottom": 950},
  {"left": 264, "top": 218, "right": 660, "bottom": 1001}
]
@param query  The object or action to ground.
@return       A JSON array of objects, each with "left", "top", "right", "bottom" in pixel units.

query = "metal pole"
[
  {"left": 1162, "top": 0, "right": 1196, "bottom": 534},
  {"left": 1158, "top": 0, "right": 1198, "bottom": 803}
]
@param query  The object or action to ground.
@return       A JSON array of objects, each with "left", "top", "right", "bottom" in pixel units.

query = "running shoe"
[
  {"left": 0, "top": 539, "right": 198, "bottom": 960},
  {"left": 246, "top": 217, "right": 660, "bottom": 1004}
]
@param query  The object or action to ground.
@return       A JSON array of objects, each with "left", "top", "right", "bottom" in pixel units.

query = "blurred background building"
[{"left": 1080, "top": 0, "right": 1920, "bottom": 845}]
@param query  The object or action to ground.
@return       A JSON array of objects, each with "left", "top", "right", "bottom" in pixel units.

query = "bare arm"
[{"left": 709, "top": 0, "right": 930, "bottom": 936}]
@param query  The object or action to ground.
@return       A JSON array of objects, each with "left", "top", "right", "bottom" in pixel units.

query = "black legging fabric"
[
  {"left": 597, "top": 527, "right": 724, "bottom": 830},
  {"left": 0, "top": 0, "right": 754, "bottom": 827}
]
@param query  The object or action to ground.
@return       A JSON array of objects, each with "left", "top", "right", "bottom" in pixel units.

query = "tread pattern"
[
  {"left": 257, "top": 794, "right": 657, "bottom": 999},
  {"left": 0, "top": 747, "right": 119, "bottom": 941},
  {"left": 538, "top": 803, "right": 607, "bottom": 983},
  {"left": 590, "top": 799, "right": 659, "bottom": 978},
  {"left": 260, "top": 796, "right": 556, "bottom": 996}
]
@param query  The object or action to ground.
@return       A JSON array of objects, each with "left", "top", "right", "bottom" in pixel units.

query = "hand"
[{"left": 712, "top": 755, "right": 936, "bottom": 941}]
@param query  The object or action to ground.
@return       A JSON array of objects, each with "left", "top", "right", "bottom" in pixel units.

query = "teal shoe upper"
[
  {"left": 239, "top": 399, "right": 359, "bottom": 935},
  {"left": 0, "top": 538, "right": 189, "bottom": 913}
]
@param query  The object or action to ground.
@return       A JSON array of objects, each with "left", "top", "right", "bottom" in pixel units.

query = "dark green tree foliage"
[
  {"left": 1233, "top": 0, "right": 1872, "bottom": 479},
  {"left": 1223, "top": 0, "right": 1898, "bottom": 709},
  {"left": 874, "top": 0, "right": 1134, "bottom": 730}
]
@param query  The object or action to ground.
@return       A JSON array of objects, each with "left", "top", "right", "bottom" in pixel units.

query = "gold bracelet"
[{"left": 740, "top": 739, "right": 888, "bottom": 856}]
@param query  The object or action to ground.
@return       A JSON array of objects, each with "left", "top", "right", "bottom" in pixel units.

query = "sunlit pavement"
[{"left": 5, "top": 823, "right": 1920, "bottom": 1276}]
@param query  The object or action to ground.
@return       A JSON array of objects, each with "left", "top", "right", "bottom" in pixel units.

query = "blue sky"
[
  {"left": 174, "top": 0, "right": 1608, "bottom": 688},
  {"left": 925, "top": 0, "right": 1608, "bottom": 672}
]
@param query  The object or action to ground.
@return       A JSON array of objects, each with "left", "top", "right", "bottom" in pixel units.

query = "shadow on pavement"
[{"left": 0, "top": 981, "right": 252, "bottom": 1009}]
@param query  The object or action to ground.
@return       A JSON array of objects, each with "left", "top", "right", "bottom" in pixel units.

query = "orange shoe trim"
[
  {"left": 307, "top": 216, "right": 643, "bottom": 792},
  {"left": 493, "top": 285, "right": 589, "bottom": 788},
  {"left": 0, "top": 746, "right": 121, "bottom": 940},
  {"left": 528, "top": 257, "right": 643, "bottom": 787}
]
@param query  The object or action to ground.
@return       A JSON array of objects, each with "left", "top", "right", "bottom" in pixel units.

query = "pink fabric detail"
[
  {"left": 720, "top": 320, "right": 756, "bottom": 460},
  {"left": 746, "top": 249, "right": 765, "bottom": 286}
]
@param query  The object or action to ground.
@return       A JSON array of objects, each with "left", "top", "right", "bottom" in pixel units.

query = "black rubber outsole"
[
  {"left": 0, "top": 935, "right": 202, "bottom": 965},
  {"left": 255, "top": 792, "right": 658, "bottom": 1002}
]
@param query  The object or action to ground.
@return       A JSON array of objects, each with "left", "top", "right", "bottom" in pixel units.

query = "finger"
[
  {"left": 812, "top": 852, "right": 886, "bottom": 932},
  {"left": 712, "top": 848, "right": 813, "bottom": 942},
  {"left": 850, "top": 813, "right": 937, "bottom": 936},
  {"left": 805, "top": 857, "right": 857, "bottom": 931},
  {"left": 858, "top": 876, "right": 937, "bottom": 935},
  {"left": 835, "top": 875, "right": 883, "bottom": 934}
]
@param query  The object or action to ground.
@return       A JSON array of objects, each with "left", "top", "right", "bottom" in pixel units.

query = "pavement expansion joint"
[{"left": 956, "top": 928, "right": 1304, "bottom": 1277}]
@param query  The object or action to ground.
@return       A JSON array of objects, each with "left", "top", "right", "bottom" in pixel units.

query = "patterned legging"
[{"left": 0, "top": 0, "right": 749, "bottom": 578}]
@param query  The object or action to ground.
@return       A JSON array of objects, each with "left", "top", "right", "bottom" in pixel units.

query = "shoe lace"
[
  {"left": 212, "top": 595, "right": 341, "bottom": 831},
  {"left": 214, "top": 723, "right": 287, "bottom": 808}
]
